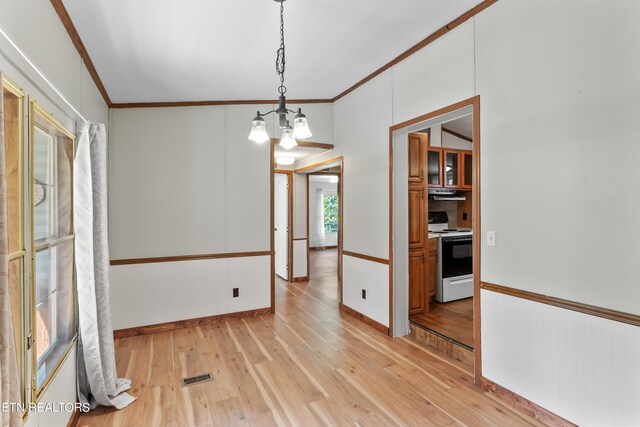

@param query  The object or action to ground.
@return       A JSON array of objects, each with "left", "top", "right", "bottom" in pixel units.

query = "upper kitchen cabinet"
[
  {"left": 408, "top": 132, "right": 428, "bottom": 183},
  {"left": 461, "top": 150, "right": 473, "bottom": 190},
  {"left": 444, "top": 149, "right": 460, "bottom": 188},
  {"left": 427, "top": 148, "right": 443, "bottom": 188}
]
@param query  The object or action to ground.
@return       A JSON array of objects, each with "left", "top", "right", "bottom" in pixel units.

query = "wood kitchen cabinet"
[
  {"left": 439, "top": 149, "right": 473, "bottom": 190},
  {"left": 408, "top": 132, "right": 429, "bottom": 315},
  {"left": 444, "top": 149, "right": 460, "bottom": 188},
  {"left": 408, "top": 186, "right": 425, "bottom": 249},
  {"left": 427, "top": 147, "right": 443, "bottom": 187},
  {"left": 408, "top": 249, "right": 426, "bottom": 315},
  {"left": 408, "top": 132, "right": 428, "bottom": 183},
  {"left": 461, "top": 150, "right": 473, "bottom": 190},
  {"left": 427, "top": 238, "right": 438, "bottom": 298}
]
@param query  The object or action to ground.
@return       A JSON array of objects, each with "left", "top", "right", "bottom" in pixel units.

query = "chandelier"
[{"left": 248, "top": 0, "right": 312, "bottom": 148}]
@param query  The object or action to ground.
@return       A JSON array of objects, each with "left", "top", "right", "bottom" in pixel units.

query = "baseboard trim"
[
  {"left": 113, "top": 307, "right": 271, "bottom": 338},
  {"left": 339, "top": 303, "right": 389, "bottom": 334},
  {"left": 481, "top": 378, "right": 576, "bottom": 427},
  {"left": 292, "top": 276, "right": 309, "bottom": 282},
  {"left": 66, "top": 408, "right": 80, "bottom": 427}
]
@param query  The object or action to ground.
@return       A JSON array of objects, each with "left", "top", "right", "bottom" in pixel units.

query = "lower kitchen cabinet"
[
  {"left": 408, "top": 249, "right": 426, "bottom": 315},
  {"left": 427, "top": 238, "right": 438, "bottom": 298}
]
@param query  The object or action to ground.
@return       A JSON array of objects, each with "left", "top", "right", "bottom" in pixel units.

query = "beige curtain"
[{"left": 0, "top": 74, "right": 21, "bottom": 426}]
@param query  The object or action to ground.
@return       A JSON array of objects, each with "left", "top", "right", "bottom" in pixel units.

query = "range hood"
[{"left": 428, "top": 188, "right": 466, "bottom": 201}]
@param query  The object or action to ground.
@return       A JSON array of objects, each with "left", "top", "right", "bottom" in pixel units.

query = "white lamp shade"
[
  {"left": 276, "top": 156, "right": 295, "bottom": 166},
  {"left": 329, "top": 176, "right": 339, "bottom": 184},
  {"left": 292, "top": 115, "right": 312, "bottom": 139},
  {"left": 248, "top": 117, "right": 270, "bottom": 143},
  {"left": 279, "top": 127, "right": 297, "bottom": 149}
]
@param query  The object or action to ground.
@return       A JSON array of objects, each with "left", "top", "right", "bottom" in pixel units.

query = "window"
[
  {"left": 3, "top": 76, "right": 26, "bottom": 413},
  {"left": 30, "top": 102, "right": 76, "bottom": 396},
  {"left": 323, "top": 194, "right": 338, "bottom": 233}
]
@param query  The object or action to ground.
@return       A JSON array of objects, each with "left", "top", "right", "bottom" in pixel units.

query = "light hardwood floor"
[
  {"left": 77, "top": 250, "right": 545, "bottom": 426},
  {"left": 410, "top": 298, "right": 474, "bottom": 349}
]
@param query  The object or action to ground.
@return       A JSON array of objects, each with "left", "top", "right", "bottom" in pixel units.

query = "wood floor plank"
[{"left": 77, "top": 249, "right": 549, "bottom": 427}]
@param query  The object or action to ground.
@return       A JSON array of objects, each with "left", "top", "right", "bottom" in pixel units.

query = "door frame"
[
  {"left": 274, "top": 170, "right": 294, "bottom": 283},
  {"left": 295, "top": 157, "right": 343, "bottom": 302},
  {"left": 389, "top": 96, "right": 482, "bottom": 384}
]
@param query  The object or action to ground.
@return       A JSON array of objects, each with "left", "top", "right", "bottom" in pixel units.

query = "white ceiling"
[
  {"left": 62, "top": 0, "right": 482, "bottom": 103},
  {"left": 443, "top": 114, "right": 473, "bottom": 138},
  {"left": 274, "top": 144, "right": 329, "bottom": 163}
]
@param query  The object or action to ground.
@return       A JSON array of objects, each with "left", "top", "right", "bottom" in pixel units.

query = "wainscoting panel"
[
  {"left": 481, "top": 289, "right": 640, "bottom": 426},
  {"left": 227, "top": 255, "right": 271, "bottom": 313},
  {"left": 343, "top": 254, "right": 389, "bottom": 327},
  {"left": 110, "top": 258, "right": 228, "bottom": 330},
  {"left": 293, "top": 239, "right": 308, "bottom": 279}
]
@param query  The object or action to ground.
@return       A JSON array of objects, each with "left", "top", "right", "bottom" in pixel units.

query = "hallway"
[{"left": 77, "top": 251, "right": 544, "bottom": 426}]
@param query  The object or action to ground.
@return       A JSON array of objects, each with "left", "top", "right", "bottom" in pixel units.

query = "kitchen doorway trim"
[{"left": 389, "top": 96, "right": 481, "bottom": 384}]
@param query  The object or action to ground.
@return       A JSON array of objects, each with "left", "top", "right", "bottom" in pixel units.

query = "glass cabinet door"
[
  {"left": 444, "top": 150, "right": 459, "bottom": 188},
  {"left": 427, "top": 148, "right": 442, "bottom": 187}
]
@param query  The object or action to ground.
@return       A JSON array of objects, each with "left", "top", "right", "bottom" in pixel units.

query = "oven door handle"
[{"left": 449, "top": 278, "right": 473, "bottom": 286}]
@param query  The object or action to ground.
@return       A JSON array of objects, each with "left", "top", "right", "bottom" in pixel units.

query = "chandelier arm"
[{"left": 258, "top": 109, "right": 277, "bottom": 116}]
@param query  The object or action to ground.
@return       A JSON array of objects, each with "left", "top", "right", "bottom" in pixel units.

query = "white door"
[{"left": 274, "top": 174, "right": 289, "bottom": 280}]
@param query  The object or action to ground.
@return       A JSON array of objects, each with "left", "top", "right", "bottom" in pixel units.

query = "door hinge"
[{"left": 26, "top": 333, "right": 32, "bottom": 350}]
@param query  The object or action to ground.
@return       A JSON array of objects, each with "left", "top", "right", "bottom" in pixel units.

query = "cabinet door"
[
  {"left": 427, "top": 148, "right": 443, "bottom": 188},
  {"left": 409, "top": 249, "right": 426, "bottom": 315},
  {"left": 444, "top": 150, "right": 460, "bottom": 188},
  {"left": 408, "top": 133, "right": 427, "bottom": 183},
  {"left": 461, "top": 150, "right": 473, "bottom": 190},
  {"left": 427, "top": 241, "right": 438, "bottom": 298},
  {"left": 408, "top": 186, "right": 424, "bottom": 249}
]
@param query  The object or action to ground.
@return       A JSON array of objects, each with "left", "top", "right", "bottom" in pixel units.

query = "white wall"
[
  {"left": 109, "top": 103, "right": 333, "bottom": 323},
  {"left": 293, "top": 173, "right": 307, "bottom": 239},
  {"left": 343, "top": 255, "right": 389, "bottom": 327},
  {"left": 1, "top": 0, "right": 109, "bottom": 424},
  {"left": 476, "top": 0, "right": 640, "bottom": 314},
  {"left": 327, "top": 1, "right": 640, "bottom": 424},
  {"left": 110, "top": 256, "right": 271, "bottom": 330},
  {"left": 292, "top": 173, "right": 308, "bottom": 279},
  {"left": 441, "top": 131, "right": 472, "bottom": 150},
  {"left": 309, "top": 180, "right": 338, "bottom": 247},
  {"left": 482, "top": 290, "right": 640, "bottom": 427}
]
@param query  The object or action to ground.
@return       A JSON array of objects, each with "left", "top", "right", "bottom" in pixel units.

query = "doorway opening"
[
  {"left": 307, "top": 170, "right": 340, "bottom": 292},
  {"left": 274, "top": 171, "right": 293, "bottom": 282},
  {"left": 294, "top": 157, "right": 343, "bottom": 302},
  {"left": 390, "top": 97, "right": 481, "bottom": 382}
]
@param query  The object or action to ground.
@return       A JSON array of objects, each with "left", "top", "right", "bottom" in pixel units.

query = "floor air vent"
[{"left": 181, "top": 373, "right": 213, "bottom": 387}]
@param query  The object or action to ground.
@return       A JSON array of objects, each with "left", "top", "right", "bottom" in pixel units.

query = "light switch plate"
[{"left": 487, "top": 231, "right": 496, "bottom": 247}]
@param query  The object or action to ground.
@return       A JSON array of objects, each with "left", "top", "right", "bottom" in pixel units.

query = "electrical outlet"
[
  {"left": 232, "top": 288, "right": 239, "bottom": 298},
  {"left": 487, "top": 231, "right": 496, "bottom": 247},
  {"left": 362, "top": 289, "right": 366, "bottom": 299}
]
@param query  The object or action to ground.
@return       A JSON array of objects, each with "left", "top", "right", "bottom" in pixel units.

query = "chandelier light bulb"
[
  {"left": 292, "top": 109, "right": 312, "bottom": 139},
  {"left": 279, "top": 125, "right": 297, "bottom": 149},
  {"left": 248, "top": 115, "right": 270, "bottom": 143}
]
